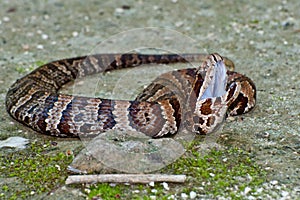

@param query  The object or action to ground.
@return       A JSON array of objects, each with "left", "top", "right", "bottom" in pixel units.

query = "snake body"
[{"left": 5, "top": 53, "right": 256, "bottom": 138}]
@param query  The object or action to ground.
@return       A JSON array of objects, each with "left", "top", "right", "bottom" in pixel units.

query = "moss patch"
[
  {"left": 15, "top": 60, "right": 46, "bottom": 74},
  {"left": 0, "top": 141, "right": 73, "bottom": 199},
  {"left": 86, "top": 140, "right": 267, "bottom": 199}
]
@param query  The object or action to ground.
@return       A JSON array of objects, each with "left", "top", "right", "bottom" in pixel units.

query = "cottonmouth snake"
[{"left": 5, "top": 53, "right": 256, "bottom": 138}]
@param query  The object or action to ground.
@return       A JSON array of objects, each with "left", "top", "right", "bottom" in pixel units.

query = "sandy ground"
[{"left": 0, "top": 0, "right": 299, "bottom": 199}]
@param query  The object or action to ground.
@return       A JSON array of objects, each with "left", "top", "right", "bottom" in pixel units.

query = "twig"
[{"left": 65, "top": 174, "right": 186, "bottom": 184}]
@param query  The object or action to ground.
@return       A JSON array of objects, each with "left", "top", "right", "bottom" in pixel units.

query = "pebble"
[
  {"left": 149, "top": 181, "right": 155, "bottom": 187},
  {"left": 72, "top": 31, "right": 79, "bottom": 37},
  {"left": 175, "top": 21, "right": 184, "bottom": 27},
  {"left": 256, "top": 187, "right": 263, "bottom": 193},
  {"left": 0, "top": 136, "right": 29, "bottom": 150},
  {"left": 162, "top": 182, "right": 169, "bottom": 190},
  {"left": 36, "top": 44, "right": 44, "bottom": 49},
  {"left": 115, "top": 8, "right": 124, "bottom": 14},
  {"left": 109, "top": 183, "right": 116, "bottom": 187},
  {"left": 41, "top": 34, "right": 48, "bottom": 40},
  {"left": 37, "top": 29, "right": 43, "bottom": 34},
  {"left": 189, "top": 191, "right": 197, "bottom": 199},
  {"left": 167, "top": 195, "right": 175, "bottom": 199},
  {"left": 84, "top": 188, "right": 90, "bottom": 194},
  {"left": 281, "top": 191, "right": 289, "bottom": 197},
  {"left": 3, "top": 16, "right": 10, "bottom": 22},
  {"left": 22, "top": 44, "right": 30, "bottom": 50},
  {"left": 244, "top": 187, "right": 251, "bottom": 195},
  {"left": 55, "top": 164, "right": 61, "bottom": 171},
  {"left": 153, "top": 5, "right": 159, "bottom": 11},
  {"left": 151, "top": 189, "right": 157, "bottom": 193},
  {"left": 181, "top": 193, "right": 188, "bottom": 199},
  {"left": 44, "top": 14, "right": 49, "bottom": 20},
  {"left": 270, "top": 180, "right": 278, "bottom": 185},
  {"left": 149, "top": 195, "right": 156, "bottom": 200}
]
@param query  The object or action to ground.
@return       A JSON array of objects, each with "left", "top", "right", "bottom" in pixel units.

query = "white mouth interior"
[{"left": 201, "top": 61, "right": 227, "bottom": 99}]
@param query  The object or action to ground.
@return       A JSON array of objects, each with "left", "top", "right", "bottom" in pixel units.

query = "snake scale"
[{"left": 5, "top": 53, "right": 256, "bottom": 138}]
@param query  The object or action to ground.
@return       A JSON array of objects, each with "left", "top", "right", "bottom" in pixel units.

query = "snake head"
[{"left": 190, "top": 53, "right": 230, "bottom": 134}]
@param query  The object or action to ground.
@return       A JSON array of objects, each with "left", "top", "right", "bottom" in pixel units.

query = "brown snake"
[{"left": 5, "top": 53, "right": 256, "bottom": 138}]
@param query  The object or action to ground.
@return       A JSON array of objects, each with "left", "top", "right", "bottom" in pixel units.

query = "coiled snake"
[{"left": 5, "top": 53, "right": 256, "bottom": 138}]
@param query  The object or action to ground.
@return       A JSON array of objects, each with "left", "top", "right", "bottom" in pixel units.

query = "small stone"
[
  {"left": 247, "top": 196, "right": 256, "bottom": 200},
  {"left": 3, "top": 16, "right": 10, "bottom": 22},
  {"left": 175, "top": 21, "right": 184, "bottom": 27},
  {"left": 41, "top": 34, "right": 48, "bottom": 40},
  {"left": 270, "top": 180, "right": 278, "bottom": 185},
  {"left": 36, "top": 44, "right": 44, "bottom": 49},
  {"left": 227, "top": 116, "right": 235, "bottom": 121},
  {"left": 72, "top": 31, "right": 78, "bottom": 37},
  {"left": 44, "top": 14, "right": 50, "bottom": 20},
  {"left": 209, "top": 173, "right": 215, "bottom": 177},
  {"left": 149, "top": 195, "right": 156, "bottom": 200},
  {"left": 84, "top": 188, "right": 90, "bottom": 194},
  {"left": 151, "top": 189, "right": 157, "bottom": 193},
  {"left": 122, "top": 5, "right": 131, "bottom": 10},
  {"left": 167, "top": 195, "right": 175, "bottom": 199},
  {"left": 244, "top": 186, "right": 251, "bottom": 195},
  {"left": 181, "top": 193, "right": 188, "bottom": 199},
  {"left": 162, "top": 182, "right": 169, "bottom": 190},
  {"left": 281, "top": 191, "right": 289, "bottom": 197},
  {"left": 115, "top": 8, "right": 124, "bottom": 14},
  {"left": 256, "top": 187, "right": 263, "bottom": 193},
  {"left": 189, "top": 191, "right": 197, "bottom": 199},
  {"left": 149, "top": 181, "right": 155, "bottom": 187},
  {"left": 22, "top": 44, "right": 30, "bottom": 50},
  {"left": 26, "top": 32, "right": 34, "bottom": 37},
  {"left": 153, "top": 5, "right": 159, "bottom": 10},
  {"left": 55, "top": 164, "right": 61, "bottom": 171},
  {"left": 257, "top": 30, "right": 264, "bottom": 35}
]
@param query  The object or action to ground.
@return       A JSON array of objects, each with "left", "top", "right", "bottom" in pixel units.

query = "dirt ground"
[{"left": 0, "top": 0, "right": 299, "bottom": 199}]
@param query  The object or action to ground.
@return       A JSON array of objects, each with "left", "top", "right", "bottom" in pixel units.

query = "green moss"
[
  {"left": 0, "top": 137, "right": 266, "bottom": 199},
  {"left": 86, "top": 139, "right": 267, "bottom": 199},
  {"left": 88, "top": 183, "right": 122, "bottom": 200},
  {"left": 164, "top": 140, "right": 267, "bottom": 198},
  {"left": 15, "top": 60, "right": 46, "bottom": 74},
  {"left": 87, "top": 183, "right": 173, "bottom": 200},
  {"left": 0, "top": 141, "right": 73, "bottom": 199}
]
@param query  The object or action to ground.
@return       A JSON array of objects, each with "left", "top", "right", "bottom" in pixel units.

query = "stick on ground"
[{"left": 65, "top": 174, "right": 186, "bottom": 185}]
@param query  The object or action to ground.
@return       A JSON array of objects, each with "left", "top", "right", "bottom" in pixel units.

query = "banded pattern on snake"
[{"left": 5, "top": 53, "right": 256, "bottom": 138}]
